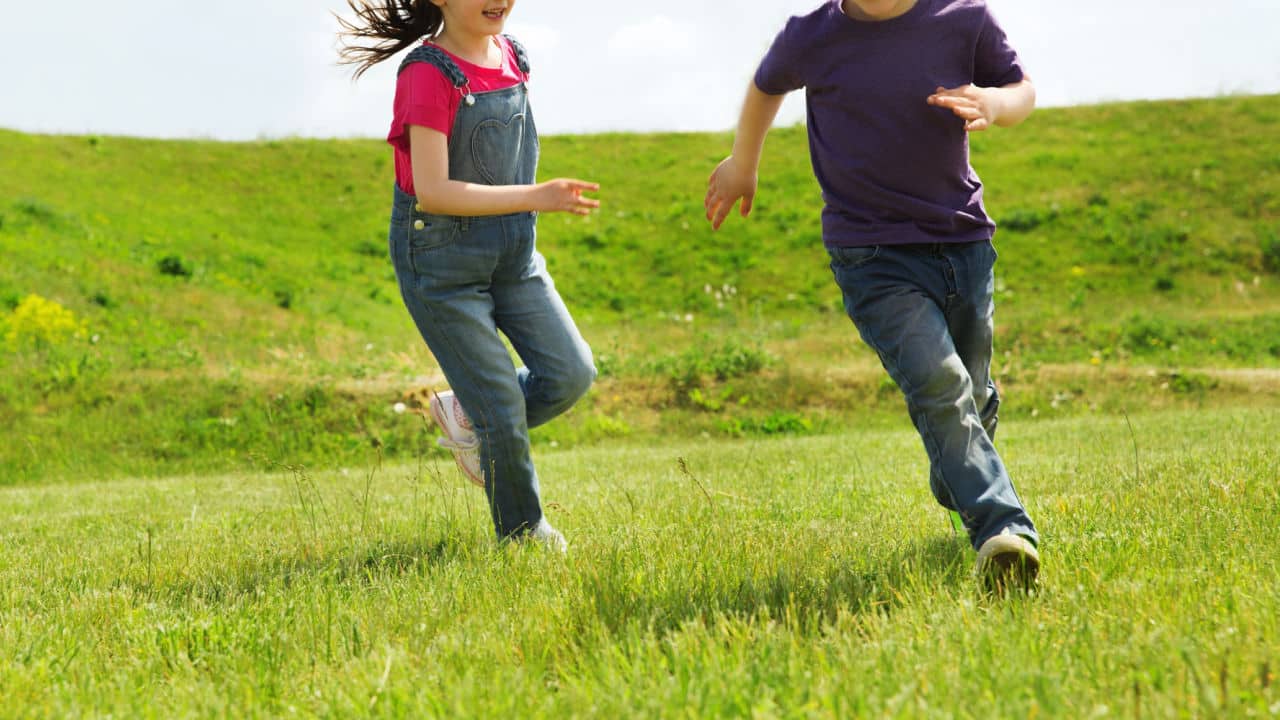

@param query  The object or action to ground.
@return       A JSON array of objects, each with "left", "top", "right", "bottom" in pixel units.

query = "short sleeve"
[
  {"left": 387, "top": 62, "right": 459, "bottom": 152},
  {"left": 754, "top": 19, "right": 805, "bottom": 95},
  {"left": 973, "top": 6, "right": 1024, "bottom": 87},
  {"left": 503, "top": 35, "right": 531, "bottom": 81}
]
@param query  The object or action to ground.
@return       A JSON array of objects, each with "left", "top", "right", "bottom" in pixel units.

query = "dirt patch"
[{"left": 1031, "top": 363, "right": 1280, "bottom": 391}]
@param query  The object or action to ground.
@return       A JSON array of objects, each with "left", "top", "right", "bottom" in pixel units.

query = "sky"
[{"left": 2, "top": 1, "right": 1279, "bottom": 141}]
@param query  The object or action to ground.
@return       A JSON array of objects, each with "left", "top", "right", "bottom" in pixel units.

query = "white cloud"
[
  {"left": 608, "top": 16, "right": 695, "bottom": 59},
  {"left": 504, "top": 22, "right": 563, "bottom": 54}
]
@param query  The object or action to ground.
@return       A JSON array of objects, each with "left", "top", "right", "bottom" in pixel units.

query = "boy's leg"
[
  {"left": 390, "top": 211, "right": 545, "bottom": 540},
  {"left": 939, "top": 239, "right": 1001, "bottom": 531},
  {"left": 829, "top": 244, "right": 1037, "bottom": 550},
  {"left": 947, "top": 241, "right": 1002, "bottom": 441},
  {"left": 492, "top": 219, "right": 596, "bottom": 430}
]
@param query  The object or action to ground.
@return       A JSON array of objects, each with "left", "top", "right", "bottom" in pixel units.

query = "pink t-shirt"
[{"left": 387, "top": 37, "right": 529, "bottom": 195}]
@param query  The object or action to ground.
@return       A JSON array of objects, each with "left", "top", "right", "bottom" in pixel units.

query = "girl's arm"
[
  {"left": 927, "top": 75, "right": 1036, "bottom": 132},
  {"left": 704, "top": 81, "right": 787, "bottom": 230},
  {"left": 410, "top": 125, "right": 599, "bottom": 216}
]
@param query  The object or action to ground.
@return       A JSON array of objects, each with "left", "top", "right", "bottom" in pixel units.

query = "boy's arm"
[
  {"left": 409, "top": 125, "right": 599, "bottom": 216},
  {"left": 705, "top": 82, "right": 787, "bottom": 230},
  {"left": 927, "top": 75, "right": 1036, "bottom": 132}
]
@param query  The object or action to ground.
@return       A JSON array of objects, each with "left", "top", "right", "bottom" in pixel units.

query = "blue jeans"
[
  {"left": 389, "top": 186, "right": 595, "bottom": 539},
  {"left": 828, "top": 241, "right": 1037, "bottom": 549}
]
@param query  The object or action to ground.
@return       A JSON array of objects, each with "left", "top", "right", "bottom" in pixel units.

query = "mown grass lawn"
[{"left": 2, "top": 407, "right": 1276, "bottom": 718}]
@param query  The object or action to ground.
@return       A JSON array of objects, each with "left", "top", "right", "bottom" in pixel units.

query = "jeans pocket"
[
  {"left": 407, "top": 215, "right": 460, "bottom": 276},
  {"left": 828, "top": 245, "right": 881, "bottom": 269},
  {"left": 408, "top": 213, "right": 458, "bottom": 252}
]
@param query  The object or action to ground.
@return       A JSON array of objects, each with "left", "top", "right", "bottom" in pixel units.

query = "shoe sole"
[
  {"left": 429, "top": 396, "right": 485, "bottom": 488},
  {"left": 977, "top": 536, "right": 1040, "bottom": 593}
]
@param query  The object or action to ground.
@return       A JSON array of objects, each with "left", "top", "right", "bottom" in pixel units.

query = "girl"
[{"left": 339, "top": 0, "right": 599, "bottom": 552}]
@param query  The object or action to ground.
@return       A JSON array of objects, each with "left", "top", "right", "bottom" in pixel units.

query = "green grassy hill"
[{"left": 2, "top": 95, "right": 1279, "bottom": 483}]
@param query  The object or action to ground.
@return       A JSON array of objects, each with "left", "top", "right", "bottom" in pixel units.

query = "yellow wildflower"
[{"left": 3, "top": 294, "right": 86, "bottom": 349}]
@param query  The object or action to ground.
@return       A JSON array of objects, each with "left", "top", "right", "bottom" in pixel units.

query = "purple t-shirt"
[{"left": 755, "top": 0, "right": 1024, "bottom": 247}]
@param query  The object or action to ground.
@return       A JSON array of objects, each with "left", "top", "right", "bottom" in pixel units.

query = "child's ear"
[{"left": 427, "top": 0, "right": 447, "bottom": 9}]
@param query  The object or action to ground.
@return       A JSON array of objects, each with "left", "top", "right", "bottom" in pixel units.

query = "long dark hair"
[{"left": 337, "top": 0, "right": 443, "bottom": 79}]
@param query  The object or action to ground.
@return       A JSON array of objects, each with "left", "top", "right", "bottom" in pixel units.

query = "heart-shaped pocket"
[{"left": 470, "top": 113, "right": 527, "bottom": 185}]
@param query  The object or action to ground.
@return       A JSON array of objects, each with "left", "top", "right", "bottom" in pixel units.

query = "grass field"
[
  {"left": 1, "top": 408, "right": 1276, "bottom": 717},
  {"left": 2, "top": 93, "right": 1279, "bottom": 716}
]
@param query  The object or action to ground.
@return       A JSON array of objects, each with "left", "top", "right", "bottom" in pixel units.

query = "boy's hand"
[
  {"left": 927, "top": 85, "right": 998, "bottom": 132},
  {"left": 705, "top": 155, "right": 758, "bottom": 230},
  {"left": 535, "top": 179, "right": 600, "bottom": 215}
]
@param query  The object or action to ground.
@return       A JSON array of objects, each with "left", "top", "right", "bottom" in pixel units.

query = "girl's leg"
[
  {"left": 390, "top": 209, "right": 545, "bottom": 539},
  {"left": 492, "top": 218, "right": 596, "bottom": 429}
]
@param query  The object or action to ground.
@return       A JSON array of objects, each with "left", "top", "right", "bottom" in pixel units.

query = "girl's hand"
[
  {"left": 535, "top": 179, "right": 600, "bottom": 215},
  {"left": 705, "top": 155, "right": 758, "bottom": 230},
  {"left": 927, "top": 85, "right": 999, "bottom": 132}
]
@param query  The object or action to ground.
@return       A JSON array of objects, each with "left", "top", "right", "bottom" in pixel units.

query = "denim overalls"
[{"left": 387, "top": 38, "right": 595, "bottom": 540}]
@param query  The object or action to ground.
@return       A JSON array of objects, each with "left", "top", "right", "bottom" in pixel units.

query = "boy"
[{"left": 705, "top": 0, "right": 1040, "bottom": 590}]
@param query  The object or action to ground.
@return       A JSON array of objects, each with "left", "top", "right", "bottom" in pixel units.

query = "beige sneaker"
[
  {"left": 428, "top": 390, "right": 483, "bottom": 487},
  {"left": 976, "top": 528, "right": 1040, "bottom": 593}
]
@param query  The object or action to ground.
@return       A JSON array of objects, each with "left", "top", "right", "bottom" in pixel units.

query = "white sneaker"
[
  {"left": 976, "top": 528, "right": 1040, "bottom": 593},
  {"left": 528, "top": 518, "right": 568, "bottom": 554},
  {"left": 428, "top": 390, "right": 483, "bottom": 487}
]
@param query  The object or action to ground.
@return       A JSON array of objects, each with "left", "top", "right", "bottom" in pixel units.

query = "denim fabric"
[
  {"left": 828, "top": 241, "right": 1037, "bottom": 549},
  {"left": 388, "top": 76, "right": 593, "bottom": 540}
]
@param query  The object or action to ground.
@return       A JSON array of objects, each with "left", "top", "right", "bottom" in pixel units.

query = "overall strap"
[
  {"left": 397, "top": 44, "right": 467, "bottom": 88},
  {"left": 502, "top": 34, "right": 530, "bottom": 74}
]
